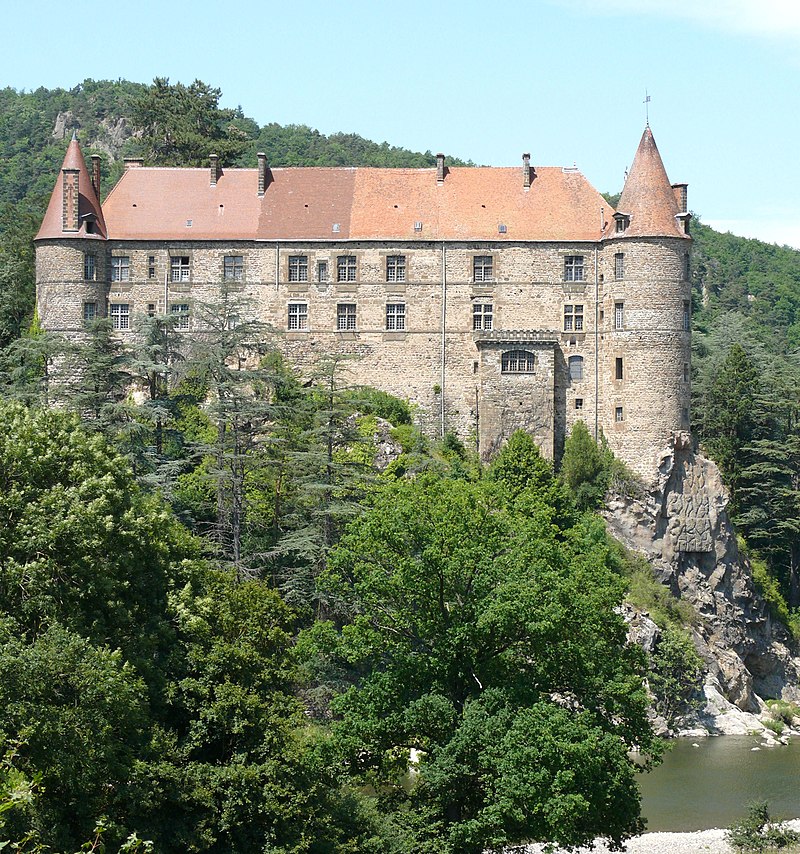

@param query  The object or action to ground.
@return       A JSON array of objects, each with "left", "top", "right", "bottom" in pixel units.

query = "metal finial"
[{"left": 644, "top": 90, "right": 651, "bottom": 126}]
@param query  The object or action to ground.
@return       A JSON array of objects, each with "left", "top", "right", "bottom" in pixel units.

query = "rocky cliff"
[{"left": 606, "top": 432, "right": 800, "bottom": 734}]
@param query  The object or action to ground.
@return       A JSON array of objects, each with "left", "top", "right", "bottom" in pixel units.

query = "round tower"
[{"left": 598, "top": 127, "right": 692, "bottom": 478}]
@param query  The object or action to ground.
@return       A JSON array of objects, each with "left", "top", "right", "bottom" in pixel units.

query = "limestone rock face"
[{"left": 605, "top": 432, "right": 800, "bottom": 730}]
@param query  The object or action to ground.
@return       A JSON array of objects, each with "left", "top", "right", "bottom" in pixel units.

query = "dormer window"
[
  {"left": 614, "top": 212, "right": 630, "bottom": 233},
  {"left": 80, "top": 212, "right": 98, "bottom": 235}
]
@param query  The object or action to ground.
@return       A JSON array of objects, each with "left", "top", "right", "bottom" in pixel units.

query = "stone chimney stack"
[
  {"left": 123, "top": 158, "right": 144, "bottom": 169},
  {"left": 91, "top": 154, "right": 101, "bottom": 199},
  {"left": 436, "top": 153, "right": 445, "bottom": 185},
  {"left": 672, "top": 183, "right": 688, "bottom": 212},
  {"left": 522, "top": 153, "right": 533, "bottom": 189},
  {"left": 62, "top": 168, "right": 79, "bottom": 232},
  {"left": 210, "top": 154, "right": 220, "bottom": 186},
  {"left": 257, "top": 152, "right": 267, "bottom": 196}
]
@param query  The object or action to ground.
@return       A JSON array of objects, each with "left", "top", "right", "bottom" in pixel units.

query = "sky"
[{"left": 4, "top": 0, "right": 800, "bottom": 248}]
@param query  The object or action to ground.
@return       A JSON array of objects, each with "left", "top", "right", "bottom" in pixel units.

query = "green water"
[{"left": 638, "top": 736, "right": 800, "bottom": 832}]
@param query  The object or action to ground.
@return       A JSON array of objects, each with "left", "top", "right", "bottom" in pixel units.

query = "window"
[
  {"left": 109, "top": 303, "right": 130, "bottom": 330},
  {"left": 568, "top": 355, "right": 584, "bottom": 382},
  {"left": 683, "top": 362, "right": 690, "bottom": 382},
  {"left": 288, "top": 303, "right": 308, "bottom": 330},
  {"left": 473, "top": 302, "right": 493, "bottom": 331},
  {"left": 317, "top": 260, "right": 329, "bottom": 283},
  {"left": 615, "top": 357, "right": 624, "bottom": 381},
  {"left": 616, "top": 218, "right": 625, "bottom": 233},
  {"left": 683, "top": 300, "right": 691, "bottom": 331},
  {"left": 224, "top": 255, "right": 244, "bottom": 281},
  {"left": 684, "top": 253, "right": 691, "bottom": 281},
  {"left": 337, "top": 255, "right": 357, "bottom": 282},
  {"left": 501, "top": 350, "right": 536, "bottom": 373},
  {"left": 473, "top": 256, "right": 493, "bottom": 282},
  {"left": 83, "top": 253, "right": 96, "bottom": 281},
  {"left": 170, "top": 303, "right": 190, "bottom": 330},
  {"left": 170, "top": 256, "right": 190, "bottom": 282},
  {"left": 111, "top": 256, "right": 129, "bottom": 282},
  {"left": 386, "top": 255, "right": 406, "bottom": 282},
  {"left": 337, "top": 303, "right": 357, "bottom": 331},
  {"left": 386, "top": 303, "right": 406, "bottom": 331},
  {"left": 615, "top": 406, "right": 624, "bottom": 423},
  {"left": 575, "top": 398, "right": 584, "bottom": 410},
  {"left": 148, "top": 256, "right": 156, "bottom": 279},
  {"left": 614, "top": 252, "right": 624, "bottom": 280},
  {"left": 564, "top": 255, "right": 584, "bottom": 282},
  {"left": 147, "top": 303, "right": 156, "bottom": 317},
  {"left": 563, "top": 304, "right": 584, "bottom": 332},
  {"left": 82, "top": 302, "right": 96, "bottom": 323},
  {"left": 614, "top": 302, "right": 624, "bottom": 330},
  {"left": 288, "top": 255, "right": 307, "bottom": 283}
]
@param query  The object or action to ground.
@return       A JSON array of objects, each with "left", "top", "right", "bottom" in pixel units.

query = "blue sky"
[{"left": 5, "top": 0, "right": 800, "bottom": 247}]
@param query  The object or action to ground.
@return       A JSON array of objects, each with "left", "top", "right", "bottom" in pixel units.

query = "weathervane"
[{"left": 644, "top": 90, "right": 651, "bottom": 126}]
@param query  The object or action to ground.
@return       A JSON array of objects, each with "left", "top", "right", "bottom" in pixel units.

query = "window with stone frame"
[
  {"left": 683, "top": 300, "right": 691, "bottom": 331},
  {"left": 109, "top": 303, "right": 130, "bottom": 330},
  {"left": 83, "top": 253, "right": 96, "bottom": 281},
  {"left": 288, "top": 255, "right": 308, "bottom": 283},
  {"left": 564, "top": 255, "right": 585, "bottom": 282},
  {"left": 170, "top": 256, "right": 190, "bottom": 283},
  {"left": 563, "top": 304, "right": 584, "bottom": 332},
  {"left": 473, "top": 255, "right": 494, "bottom": 282},
  {"left": 615, "top": 357, "right": 624, "bottom": 381},
  {"left": 386, "top": 255, "right": 406, "bottom": 282},
  {"left": 386, "top": 302, "right": 406, "bottom": 331},
  {"left": 82, "top": 302, "right": 97, "bottom": 324},
  {"left": 110, "top": 256, "right": 129, "bottom": 282},
  {"left": 614, "top": 302, "right": 624, "bottom": 330},
  {"left": 337, "top": 303, "right": 357, "bottom": 331},
  {"left": 170, "top": 303, "right": 190, "bottom": 330},
  {"left": 615, "top": 406, "right": 624, "bottom": 422},
  {"left": 224, "top": 255, "right": 244, "bottom": 281},
  {"left": 337, "top": 255, "right": 357, "bottom": 282},
  {"left": 568, "top": 355, "right": 584, "bottom": 382},
  {"left": 472, "top": 302, "right": 493, "bottom": 331},
  {"left": 288, "top": 302, "right": 308, "bottom": 330},
  {"left": 575, "top": 398, "right": 584, "bottom": 410},
  {"left": 501, "top": 349, "right": 536, "bottom": 373},
  {"left": 148, "top": 256, "right": 156, "bottom": 279},
  {"left": 317, "top": 260, "right": 329, "bottom": 283},
  {"left": 614, "top": 252, "right": 624, "bottom": 281}
]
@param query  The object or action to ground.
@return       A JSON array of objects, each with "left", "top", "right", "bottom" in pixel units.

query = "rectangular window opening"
[
  {"left": 317, "top": 260, "right": 329, "bottom": 283},
  {"left": 472, "top": 302, "right": 493, "bottom": 331},
  {"left": 564, "top": 255, "right": 585, "bottom": 282},
  {"left": 614, "top": 302, "right": 624, "bottom": 330},
  {"left": 473, "top": 255, "right": 493, "bottom": 282},
  {"left": 109, "top": 303, "right": 130, "bottom": 330},
  {"left": 615, "top": 406, "right": 624, "bottom": 422},
  {"left": 170, "top": 303, "right": 190, "bottom": 329},
  {"left": 563, "top": 304, "right": 584, "bottom": 332},
  {"left": 386, "top": 255, "right": 406, "bottom": 283},
  {"left": 110, "top": 256, "right": 129, "bottom": 283},
  {"left": 224, "top": 255, "right": 244, "bottom": 281},
  {"left": 337, "top": 255, "right": 357, "bottom": 282},
  {"left": 614, "top": 252, "right": 624, "bottom": 281},
  {"left": 148, "top": 256, "right": 156, "bottom": 279},
  {"left": 288, "top": 255, "right": 308, "bottom": 283},
  {"left": 336, "top": 303, "right": 357, "bottom": 331},
  {"left": 83, "top": 254, "right": 96, "bottom": 281},
  {"left": 386, "top": 303, "right": 406, "bottom": 331},
  {"left": 615, "top": 357, "right": 624, "bottom": 381},
  {"left": 288, "top": 302, "right": 308, "bottom": 331},
  {"left": 82, "top": 302, "right": 97, "bottom": 323},
  {"left": 170, "top": 256, "right": 190, "bottom": 283}
]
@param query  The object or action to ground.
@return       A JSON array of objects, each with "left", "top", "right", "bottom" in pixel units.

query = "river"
[{"left": 638, "top": 735, "right": 800, "bottom": 832}]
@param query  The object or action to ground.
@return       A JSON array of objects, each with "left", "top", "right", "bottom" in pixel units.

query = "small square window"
[
  {"left": 386, "top": 303, "right": 406, "bottom": 331},
  {"left": 337, "top": 303, "right": 357, "bottom": 331},
  {"left": 288, "top": 302, "right": 308, "bottom": 330},
  {"left": 473, "top": 302, "right": 493, "bottom": 331},
  {"left": 111, "top": 256, "right": 129, "bottom": 282},
  {"left": 170, "top": 303, "right": 190, "bottom": 329},
  {"left": 109, "top": 303, "right": 130, "bottom": 330},
  {"left": 288, "top": 255, "right": 308, "bottom": 283},
  {"left": 82, "top": 302, "right": 97, "bottom": 323},
  {"left": 615, "top": 357, "right": 624, "bottom": 381},
  {"left": 317, "top": 260, "right": 329, "bottom": 283},
  {"left": 170, "top": 256, "right": 190, "bottom": 283},
  {"left": 337, "top": 255, "right": 357, "bottom": 282},
  {"left": 473, "top": 256, "right": 493, "bottom": 282},
  {"left": 614, "top": 253, "right": 624, "bottom": 281},
  {"left": 148, "top": 256, "right": 156, "bottom": 279},
  {"left": 224, "top": 255, "right": 244, "bottom": 281},
  {"left": 575, "top": 398, "right": 583, "bottom": 410},
  {"left": 564, "top": 255, "right": 584, "bottom": 282},
  {"left": 564, "top": 304, "right": 584, "bottom": 332},
  {"left": 147, "top": 303, "right": 156, "bottom": 317},
  {"left": 615, "top": 406, "right": 624, "bottom": 422},
  {"left": 386, "top": 255, "right": 406, "bottom": 282},
  {"left": 614, "top": 302, "right": 624, "bottom": 330},
  {"left": 83, "top": 254, "right": 96, "bottom": 281}
]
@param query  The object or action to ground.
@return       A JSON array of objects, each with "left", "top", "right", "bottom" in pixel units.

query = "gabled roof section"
[
  {"left": 611, "top": 126, "right": 688, "bottom": 240},
  {"left": 97, "top": 163, "right": 612, "bottom": 243},
  {"left": 36, "top": 135, "right": 107, "bottom": 240}
]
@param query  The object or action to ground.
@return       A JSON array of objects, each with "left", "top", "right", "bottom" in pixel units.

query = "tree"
[
  {"left": 315, "top": 474, "right": 659, "bottom": 853},
  {"left": 560, "top": 420, "right": 609, "bottom": 510}
]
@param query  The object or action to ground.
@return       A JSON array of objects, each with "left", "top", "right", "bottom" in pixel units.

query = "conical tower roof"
[
  {"left": 35, "top": 134, "right": 107, "bottom": 240},
  {"left": 612, "top": 126, "right": 688, "bottom": 240}
]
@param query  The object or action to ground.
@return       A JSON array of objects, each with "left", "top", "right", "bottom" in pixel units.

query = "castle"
[{"left": 35, "top": 127, "right": 691, "bottom": 477}]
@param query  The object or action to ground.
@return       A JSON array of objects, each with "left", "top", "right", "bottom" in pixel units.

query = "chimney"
[
  {"left": 522, "top": 153, "right": 533, "bottom": 189},
  {"left": 210, "top": 154, "right": 220, "bottom": 186},
  {"left": 672, "top": 183, "right": 688, "bottom": 212},
  {"left": 91, "top": 154, "right": 101, "bottom": 199},
  {"left": 436, "top": 153, "right": 445, "bottom": 185},
  {"left": 257, "top": 152, "right": 267, "bottom": 196},
  {"left": 62, "top": 168, "right": 79, "bottom": 232},
  {"left": 123, "top": 158, "right": 144, "bottom": 169}
]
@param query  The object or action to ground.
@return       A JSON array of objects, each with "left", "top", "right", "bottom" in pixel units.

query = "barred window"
[
  {"left": 563, "top": 304, "right": 584, "bottom": 332},
  {"left": 614, "top": 302, "right": 624, "bottom": 330},
  {"left": 288, "top": 303, "right": 308, "bottom": 330},
  {"left": 111, "top": 256, "right": 129, "bottom": 282},
  {"left": 473, "top": 256, "right": 493, "bottom": 282},
  {"left": 614, "top": 252, "right": 624, "bottom": 281},
  {"left": 224, "top": 255, "right": 244, "bottom": 281},
  {"left": 337, "top": 255, "right": 357, "bottom": 282},
  {"left": 501, "top": 349, "right": 536, "bottom": 373},
  {"left": 386, "top": 303, "right": 406, "bottom": 331},
  {"left": 170, "top": 303, "right": 190, "bottom": 330},
  {"left": 109, "top": 303, "right": 130, "bottom": 330},
  {"left": 564, "top": 255, "right": 584, "bottom": 282},
  {"left": 82, "top": 302, "right": 96, "bottom": 323},
  {"left": 568, "top": 355, "right": 584, "bottom": 381},
  {"left": 170, "top": 256, "right": 190, "bottom": 282},
  {"left": 288, "top": 255, "right": 308, "bottom": 282},
  {"left": 337, "top": 303, "right": 357, "bottom": 331},
  {"left": 386, "top": 255, "right": 406, "bottom": 282},
  {"left": 472, "top": 302, "right": 493, "bottom": 331},
  {"left": 83, "top": 253, "right": 96, "bottom": 281}
]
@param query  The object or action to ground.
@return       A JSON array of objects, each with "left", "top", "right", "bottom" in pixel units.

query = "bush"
[
  {"left": 763, "top": 718, "right": 785, "bottom": 737},
  {"left": 726, "top": 801, "right": 800, "bottom": 852},
  {"left": 766, "top": 699, "right": 799, "bottom": 727}
]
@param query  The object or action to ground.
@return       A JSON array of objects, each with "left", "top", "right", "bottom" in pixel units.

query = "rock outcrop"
[{"left": 607, "top": 432, "right": 800, "bottom": 734}]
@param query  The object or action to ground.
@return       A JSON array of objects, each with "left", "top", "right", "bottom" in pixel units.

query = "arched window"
[
  {"left": 501, "top": 349, "right": 536, "bottom": 373},
  {"left": 568, "top": 355, "right": 584, "bottom": 381}
]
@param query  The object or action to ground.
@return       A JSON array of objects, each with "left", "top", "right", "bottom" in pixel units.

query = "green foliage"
[
  {"left": 763, "top": 717, "right": 785, "bottom": 736},
  {"left": 621, "top": 552, "right": 698, "bottom": 629},
  {"left": 766, "top": 699, "right": 800, "bottom": 725},
  {"left": 560, "top": 421, "right": 609, "bottom": 509},
  {"left": 648, "top": 625, "right": 704, "bottom": 726},
  {"left": 726, "top": 801, "right": 800, "bottom": 852}
]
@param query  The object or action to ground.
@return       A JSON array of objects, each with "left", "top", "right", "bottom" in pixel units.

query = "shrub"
[
  {"left": 726, "top": 801, "right": 800, "bottom": 852},
  {"left": 766, "top": 699, "right": 799, "bottom": 727},
  {"left": 763, "top": 718, "right": 785, "bottom": 737}
]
